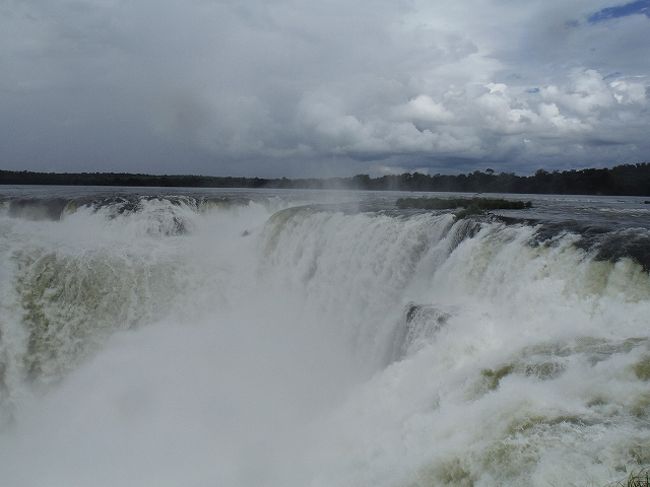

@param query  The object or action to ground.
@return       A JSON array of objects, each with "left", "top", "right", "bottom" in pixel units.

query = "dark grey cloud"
[{"left": 1, "top": 0, "right": 649, "bottom": 176}]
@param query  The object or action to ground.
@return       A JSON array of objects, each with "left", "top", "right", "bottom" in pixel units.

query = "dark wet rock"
[
  {"left": 7, "top": 198, "right": 69, "bottom": 221},
  {"left": 390, "top": 303, "right": 452, "bottom": 362},
  {"left": 170, "top": 216, "right": 188, "bottom": 236},
  {"left": 584, "top": 230, "right": 650, "bottom": 273},
  {"left": 447, "top": 219, "right": 483, "bottom": 252},
  {"left": 526, "top": 221, "right": 650, "bottom": 272}
]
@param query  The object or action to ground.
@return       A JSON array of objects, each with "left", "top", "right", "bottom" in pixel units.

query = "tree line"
[{"left": 1, "top": 162, "right": 650, "bottom": 196}]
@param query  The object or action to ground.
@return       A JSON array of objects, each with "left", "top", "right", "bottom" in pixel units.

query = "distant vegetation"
[
  {"left": 2, "top": 162, "right": 650, "bottom": 196},
  {"left": 397, "top": 197, "right": 532, "bottom": 218}
]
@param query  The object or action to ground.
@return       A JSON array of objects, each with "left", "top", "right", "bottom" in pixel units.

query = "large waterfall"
[{"left": 0, "top": 189, "right": 648, "bottom": 486}]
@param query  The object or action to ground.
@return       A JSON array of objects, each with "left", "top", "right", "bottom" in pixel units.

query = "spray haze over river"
[{"left": 0, "top": 186, "right": 649, "bottom": 486}]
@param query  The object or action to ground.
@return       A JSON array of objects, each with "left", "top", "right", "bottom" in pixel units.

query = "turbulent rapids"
[{"left": 0, "top": 188, "right": 649, "bottom": 487}]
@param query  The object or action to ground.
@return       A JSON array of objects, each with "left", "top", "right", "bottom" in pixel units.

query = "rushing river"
[{"left": 0, "top": 186, "right": 649, "bottom": 486}]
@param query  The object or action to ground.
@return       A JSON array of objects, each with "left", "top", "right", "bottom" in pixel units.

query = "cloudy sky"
[{"left": 1, "top": 0, "right": 649, "bottom": 177}]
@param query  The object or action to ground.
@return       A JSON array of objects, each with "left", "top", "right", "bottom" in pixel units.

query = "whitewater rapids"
[{"left": 0, "top": 188, "right": 648, "bottom": 486}]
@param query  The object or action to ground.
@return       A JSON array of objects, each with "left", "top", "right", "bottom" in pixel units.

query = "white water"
[{"left": 0, "top": 192, "right": 648, "bottom": 486}]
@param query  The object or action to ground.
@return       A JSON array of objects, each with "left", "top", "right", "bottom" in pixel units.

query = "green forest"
[{"left": 2, "top": 162, "right": 650, "bottom": 196}]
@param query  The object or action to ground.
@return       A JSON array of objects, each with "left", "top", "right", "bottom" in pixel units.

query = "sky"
[{"left": 1, "top": 0, "right": 649, "bottom": 177}]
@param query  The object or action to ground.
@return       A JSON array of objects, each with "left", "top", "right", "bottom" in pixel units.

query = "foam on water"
[{"left": 0, "top": 191, "right": 648, "bottom": 486}]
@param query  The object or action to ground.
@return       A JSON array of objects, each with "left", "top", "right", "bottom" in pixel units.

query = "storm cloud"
[{"left": 1, "top": 0, "right": 649, "bottom": 176}]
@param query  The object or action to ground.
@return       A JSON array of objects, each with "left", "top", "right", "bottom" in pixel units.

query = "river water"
[{"left": 0, "top": 186, "right": 648, "bottom": 486}]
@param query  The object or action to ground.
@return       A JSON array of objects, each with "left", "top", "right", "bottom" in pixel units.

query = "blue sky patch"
[{"left": 588, "top": 0, "right": 650, "bottom": 23}]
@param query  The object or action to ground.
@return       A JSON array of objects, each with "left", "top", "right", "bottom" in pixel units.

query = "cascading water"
[{"left": 0, "top": 188, "right": 648, "bottom": 487}]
